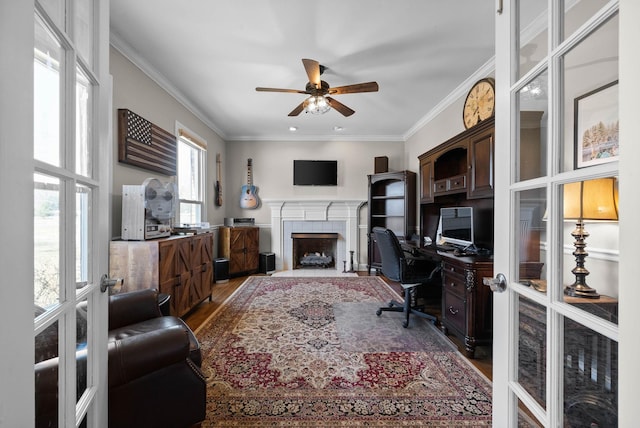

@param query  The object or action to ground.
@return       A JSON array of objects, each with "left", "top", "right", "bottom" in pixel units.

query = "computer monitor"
[{"left": 439, "top": 207, "right": 474, "bottom": 248}]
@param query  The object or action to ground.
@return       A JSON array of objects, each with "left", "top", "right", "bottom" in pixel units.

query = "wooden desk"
[{"left": 418, "top": 247, "right": 544, "bottom": 358}]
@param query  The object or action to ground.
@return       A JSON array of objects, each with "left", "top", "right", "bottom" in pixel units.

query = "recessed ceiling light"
[
  {"left": 333, "top": 126, "right": 344, "bottom": 131},
  {"left": 289, "top": 126, "right": 297, "bottom": 132}
]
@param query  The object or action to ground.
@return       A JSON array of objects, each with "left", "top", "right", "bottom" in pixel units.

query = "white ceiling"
[{"left": 110, "top": 0, "right": 495, "bottom": 142}]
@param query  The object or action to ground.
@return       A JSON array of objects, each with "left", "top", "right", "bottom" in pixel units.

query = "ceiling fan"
[{"left": 256, "top": 58, "right": 379, "bottom": 117}]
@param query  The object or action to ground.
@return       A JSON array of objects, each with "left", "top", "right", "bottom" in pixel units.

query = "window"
[{"left": 177, "top": 126, "right": 206, "bottom": 225}]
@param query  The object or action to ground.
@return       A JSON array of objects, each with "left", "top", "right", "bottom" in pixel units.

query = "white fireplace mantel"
[{"left": 265, "top": 199, "right": 365, "bottom": 271}]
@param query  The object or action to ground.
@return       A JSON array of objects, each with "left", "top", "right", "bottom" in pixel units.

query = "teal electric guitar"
[{"left": 240, "top": 158, "right": 259, "bottom": 209}]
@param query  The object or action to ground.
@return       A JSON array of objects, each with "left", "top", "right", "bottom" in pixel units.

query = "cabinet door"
[
  {"left": 190, "top": 235, "right": 212, "bottom": 306},
  {"left": 368, "top": 232, "right": 382, "bottom": 271},
  {"left": 420, "top": 158, "right": 434, "bottom": 203},
  {"left": 468, "top": 127, "right": 494, "bottom": 199},
  {"left": 243, "top": 227, "right": 260, "bottom": 272},
  {"left": 173, "top": 238, "right": 192, "bottom": 317},
  {"left": 158, "top": 240, "right": 177, "bottom": 294},
  {"left": 228, "top": 229, "right": 246, "bottom": 274},
  {"left": 158, "top": 240, "right": 184, "bottom": 316}
]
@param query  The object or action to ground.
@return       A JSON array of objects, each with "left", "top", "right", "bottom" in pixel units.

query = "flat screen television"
[
  {"left": 293, "top": 160, "right": 337, "bottom": 186},
  {"left": 439, "top": 207, "right": 474, "bottom": 248}
]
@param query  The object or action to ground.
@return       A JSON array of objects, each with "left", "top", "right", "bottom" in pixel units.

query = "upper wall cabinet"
[
  {"left": 468, "top": 121, "right": 495, "bottom": 199},
  {"left": 419, "top": 117, "right": 494, "bottom": 203}
]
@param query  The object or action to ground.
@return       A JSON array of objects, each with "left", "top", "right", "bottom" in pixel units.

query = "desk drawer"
[
  {"left": 443, "top": 265, "right": 466, "bottom": 298},
  {"left": 443, "top": 290, "right": 466, "bottom": 333},
  {"left": 434, "top": 179, "right": 447, "bottom": 193},
  {"left": 448, "top": 174, "right": 467, "bottom": 191},
  {"left": 443, "top": 262, "right": 466, "bottom": 278}
]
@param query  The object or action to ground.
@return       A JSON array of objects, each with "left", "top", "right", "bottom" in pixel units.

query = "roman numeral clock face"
[{"left": 463, "top": 78, "right": 495, "bottom": 129}]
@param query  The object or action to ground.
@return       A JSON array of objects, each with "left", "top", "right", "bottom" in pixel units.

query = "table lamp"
[{"left": 563, "top": 177, "right": 619, "bottom": 299}]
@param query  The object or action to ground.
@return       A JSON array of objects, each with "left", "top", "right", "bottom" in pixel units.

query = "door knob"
[
  {"left": 100, "top": 274, "right": 123, "bottom": 293},
  {"left": 483, "top": 273, "right": 507, "bottom": 293}
]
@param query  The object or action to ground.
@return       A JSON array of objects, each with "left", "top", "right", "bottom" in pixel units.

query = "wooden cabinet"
[
  {"left": 417, "top": 119, "right": 496, "bottom": 358},
  {"left": 418, "top": 117, "right": 494, "bottom": 202},
  {"left": 439, "top": 252, "right": 493, "bottom": 358},
  {"left": 109, "top": 233, "right": 213, "bottom": 317},
  {"left": 219, "top": 226, "right": 259, "bottom": 276},
  {"left": 367, "top": 171, "right": 416, "bottom": 272}
]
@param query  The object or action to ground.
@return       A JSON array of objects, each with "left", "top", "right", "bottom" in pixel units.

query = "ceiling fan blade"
[
  {"left": 256, "top": 87, "right": 308, "bottom": 94},
  {"left": 326, "top": 97, "right": 355, "bottom": 117},
  {"left": 288, "top": 102, "right": 305, "bottom": 117},
  {"left": 329, "top": 81, "right": 379, "bottom": 95},
  {"left": 302, "top": 58, "right": 321, "bottom": 89}
]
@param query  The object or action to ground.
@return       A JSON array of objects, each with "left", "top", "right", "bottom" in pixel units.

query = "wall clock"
[{"left": 463, "top": 78, "right": 495, "bottom": 129}]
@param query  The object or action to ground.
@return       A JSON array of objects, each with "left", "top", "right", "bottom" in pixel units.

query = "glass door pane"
[
  {"left": 34, "top": 17, "right": 62, "bottom": 167},
  {"left": 560, "top": 177, "right": 619, "bottom": 322},
  {"left": 76, "top": 184, "right": 92, "bottom": 286},
  {"left": 74, "top": 0, "right": 93, "bottom": 65},
  {"left": 34, "top": 173, "right": 61, "bottom": 307},
  {"left": 76, "top": 67, "right": 93, "bottom": 177},
  {"left": 517, "top": 69, "right": 548, "bottom": 182},
  {"left": 518, "top": 295, "right": 547, "bottom": 408},
  {"left": 515, "top": 187, "right": 547, "bottom": 287},
  {"left": 517, "top": 0, "right": 548, "bottom": 80},
  {"left": 561, "top": 13, "right": 618, "bottom": 173},
  {"left": 563, "top": 0, "right": 610, "bottom": 42},
  {"left": 563, "top": 315, "right": 618, "bottom": 425}
]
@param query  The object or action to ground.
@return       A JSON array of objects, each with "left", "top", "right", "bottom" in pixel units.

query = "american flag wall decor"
[{"left": 117, "top": 109, "right": 177, "bottom": 175}]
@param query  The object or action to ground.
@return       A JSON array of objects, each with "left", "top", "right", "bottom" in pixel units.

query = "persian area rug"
[{"left": 196, "top": 276, "right": 492, "bottom": 426}]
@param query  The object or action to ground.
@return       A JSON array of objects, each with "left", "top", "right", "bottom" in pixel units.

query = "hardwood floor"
[{"left": 183, "top": 272, "right": 492, "bottom": 380}]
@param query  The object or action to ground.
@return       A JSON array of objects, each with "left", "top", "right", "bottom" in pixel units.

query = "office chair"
[{"left": 373, "top": 227, "right": 441, "bottom": 328}]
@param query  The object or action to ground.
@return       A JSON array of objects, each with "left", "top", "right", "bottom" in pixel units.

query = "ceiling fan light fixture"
[{"left": 303, "top": 95, "right": 331, "bottom": 114}]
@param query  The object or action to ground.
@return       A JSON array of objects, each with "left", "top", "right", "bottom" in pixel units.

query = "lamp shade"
[{"left": 563, "top": 177, "right": 619, "bottom": 221}]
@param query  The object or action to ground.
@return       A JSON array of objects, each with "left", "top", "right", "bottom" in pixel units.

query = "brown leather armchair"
[
  {"left": 35, "top": 289, "right": 206, "bottom": 428},
  {"left": 108, "top": 288, "right": 206, "bottom": 428}
]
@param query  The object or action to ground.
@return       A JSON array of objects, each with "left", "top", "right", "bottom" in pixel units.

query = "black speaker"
[
  {"left": 259, "top": 252, "right": 276, "bottom": 274},
  {"left": 214, "top": 258, "right": 229, "bottom": 283}
]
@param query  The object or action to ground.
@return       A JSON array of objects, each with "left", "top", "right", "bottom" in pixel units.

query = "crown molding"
[
  {"left": 404, "top": 57, "right": 496, "bottom": 140},
  {"left": 226, "top": 134, "right": 405, "bottom": 143},
  {"left": 110, "top": 30, "right": 227, "bottom": 140}
]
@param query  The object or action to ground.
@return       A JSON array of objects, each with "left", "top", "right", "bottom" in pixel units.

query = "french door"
[
  {"left": 493, "top": 0, "right": 639, "bottom": 426},
  {"left": 0, "top": 0, "right": 110, "bottom": 426}
]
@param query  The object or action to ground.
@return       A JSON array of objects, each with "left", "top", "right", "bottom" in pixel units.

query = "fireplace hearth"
[{"left": 292, "top": 233, "right": 339, "bottom": 269}]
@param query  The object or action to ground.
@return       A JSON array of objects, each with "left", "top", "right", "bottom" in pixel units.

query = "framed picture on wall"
[{"left": 574, "top": 80, "right": 619, "bottom": 168}]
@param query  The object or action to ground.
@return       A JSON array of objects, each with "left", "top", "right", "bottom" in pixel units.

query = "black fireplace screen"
[{"left": 291, "top": 233, "right": 339, "bottom": 269}]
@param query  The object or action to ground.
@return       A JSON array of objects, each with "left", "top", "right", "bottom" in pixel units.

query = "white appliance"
[{"left": 121, "top": 178, "right": 177, "bottom": 240}]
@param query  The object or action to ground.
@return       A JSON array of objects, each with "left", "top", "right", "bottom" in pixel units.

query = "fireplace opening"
[{"left": 291, "top": 233, "right": 339, "bottom": 269}]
